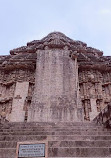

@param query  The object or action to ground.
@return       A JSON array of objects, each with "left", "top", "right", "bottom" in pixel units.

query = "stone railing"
[{"left": 93, "top": 102, "right": 111, "bottom": 128}]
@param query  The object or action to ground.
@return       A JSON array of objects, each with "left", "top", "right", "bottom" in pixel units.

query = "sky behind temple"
[{"left": 0, "top": 0, "right": 111, "bottom": 56}]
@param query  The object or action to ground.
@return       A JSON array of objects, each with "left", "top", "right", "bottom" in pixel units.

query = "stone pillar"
[
  {"left": 28, "top": 49, "right": 83, "bottom": 122},
  {"left": 10, "top": 82, "right": 29, "bottom": 122},
  {"left": 89, "top": 98, "right": 99, "bottom": 120}
]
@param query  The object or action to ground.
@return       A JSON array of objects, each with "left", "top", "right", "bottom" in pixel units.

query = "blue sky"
[{"left": 0, "top": 0, "right": 111, "bottom": 56}]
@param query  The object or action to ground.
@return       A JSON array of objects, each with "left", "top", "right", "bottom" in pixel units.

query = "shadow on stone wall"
[
  {"left": 0, "top": 116, "right": 9, "bottom": 124},
  {"left": 93, "top": 102, "right": 111, "bottom": 128}
]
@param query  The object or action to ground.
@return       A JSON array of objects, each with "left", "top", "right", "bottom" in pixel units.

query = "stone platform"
[{"left": 0, "top": 122, "right": 111, "bottom": 158}]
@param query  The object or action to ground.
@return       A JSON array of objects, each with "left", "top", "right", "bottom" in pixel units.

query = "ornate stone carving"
[{"left": 0, "top": 32, "right": 111, "bottom": 122}]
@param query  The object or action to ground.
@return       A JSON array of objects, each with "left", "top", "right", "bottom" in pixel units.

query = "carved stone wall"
[
  {"left": 79, "top": 70, "right": 111, "bottom": 121},
  {"left": 0, "top": 64, "right": 35, "bottom": 122},
  {"left": 0, "top": 32, "right": 111, "bottom": 122}
]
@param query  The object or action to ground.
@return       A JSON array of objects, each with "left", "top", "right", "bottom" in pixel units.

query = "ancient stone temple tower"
[{"left": 0, "top": 32, "right": 111, "bottom": 123}]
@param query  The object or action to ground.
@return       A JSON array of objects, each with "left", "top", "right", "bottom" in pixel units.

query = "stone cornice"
[{"left": 10, "top": 32, "right": 103, "bottom": 58}]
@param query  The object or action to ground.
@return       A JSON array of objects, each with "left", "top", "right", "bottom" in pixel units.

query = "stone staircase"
[{"left": 0, "top": 122, "right": 111, "bottom": 158}]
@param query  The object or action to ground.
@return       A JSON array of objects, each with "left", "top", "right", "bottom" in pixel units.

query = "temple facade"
[{"left": 0, "top": 32, "right": 111, "bottom": 122}]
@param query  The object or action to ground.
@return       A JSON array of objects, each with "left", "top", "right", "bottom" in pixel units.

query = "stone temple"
[{"left": 0, "top": 32, "right": 111, "bottom": 157}]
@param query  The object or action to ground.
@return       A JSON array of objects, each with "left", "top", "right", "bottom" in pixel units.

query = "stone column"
[
  {"left": 28, "top": 49, "right": 83, "bottom": 122},
  {"left": 10, "top": 82, "right": 29, "bottom": 122}
]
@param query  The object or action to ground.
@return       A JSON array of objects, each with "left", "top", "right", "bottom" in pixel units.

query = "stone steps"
[
  {"left": 1, "top": 147, "right": 111, "bottom": 158},
  {"left": 0, "top": 122, "right": 111, "bottom": 157},
  {"left": 49, "top": 140, "right": 111, "bottom": 148},
  {"left": 48, "top": 147, "right": 111, "bottom": 157},
  {"left": 1, "top": 140, "right": 111, "bottom": 148},
  {"left": 0, "top": 127, "right": 109, "bottom": 132},
  {"left": 0, "top": 148, "right": 16, "bottom": 158},
  {"left": 0, "top": 121, "right": 100, "bottom": 127},
  {"left": 1, "top": 131, "right": 111, "bottom": 136},
  {"left": 1, "top": 135, "right": 111, "bottom": 141}
]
